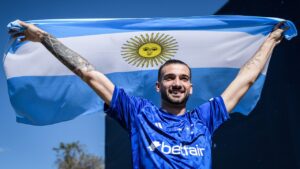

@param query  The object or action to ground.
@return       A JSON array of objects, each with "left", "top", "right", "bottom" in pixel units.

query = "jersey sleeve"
[
  {"left": 104, "top": 86, "right": 145, "bottom": 131},
  {"left": 195, "top": 96, "right": 230, "bottom": 134}
]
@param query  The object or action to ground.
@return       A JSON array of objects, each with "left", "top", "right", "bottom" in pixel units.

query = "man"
[{"left": 12, "top": 20, "right": 287, "bottom": 169}]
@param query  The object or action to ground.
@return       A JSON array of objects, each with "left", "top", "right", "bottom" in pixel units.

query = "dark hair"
[{"left": 157, "top": 59, "right": 192, "bottom": 81}]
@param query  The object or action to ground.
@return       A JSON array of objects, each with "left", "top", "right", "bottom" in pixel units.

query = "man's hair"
[{"left": 157, "top": 59, "right": 192, "bottom": 81}]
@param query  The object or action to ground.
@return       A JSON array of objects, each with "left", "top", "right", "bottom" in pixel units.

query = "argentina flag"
[{"left": 4, "top": 15, "right": 297, "bottom": 125}]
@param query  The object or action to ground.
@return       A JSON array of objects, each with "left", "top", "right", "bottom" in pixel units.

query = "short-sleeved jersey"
[{"left": 105, "top": 87, "right": 229, "bottom": 169}]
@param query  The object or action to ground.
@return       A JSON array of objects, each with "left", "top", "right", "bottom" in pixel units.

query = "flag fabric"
[{"left": 4, "top": 15, "right": 297, "bottom": 125}]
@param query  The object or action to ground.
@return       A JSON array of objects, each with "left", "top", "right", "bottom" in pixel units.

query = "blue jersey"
[{"left": 105, "top": 87, "right": 229, "bottom": 169}]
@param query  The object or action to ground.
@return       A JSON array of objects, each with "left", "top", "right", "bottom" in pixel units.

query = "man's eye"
[
  {"left": 181, "top": 77, "right": 189, "bottom": 81},
  {"left": 164, "top": 76, "right": 174, "bottom": 81}
]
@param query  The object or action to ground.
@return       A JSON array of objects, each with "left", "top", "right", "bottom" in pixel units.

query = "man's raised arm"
[
  {"left": 14, "top": 21, "right": 114, "bottom": 105},
  {"left": 221, "top": 22, "right": 288, "bottom": 113}
]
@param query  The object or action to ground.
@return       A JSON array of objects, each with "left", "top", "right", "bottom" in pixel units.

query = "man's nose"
[{"left": 172, "top": 78, "right": 182, "bottom": 88}]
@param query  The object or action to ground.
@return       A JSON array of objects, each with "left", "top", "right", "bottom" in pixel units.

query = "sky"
[{"left": 0, "top": 0, "right": 228, "bottom": 168}]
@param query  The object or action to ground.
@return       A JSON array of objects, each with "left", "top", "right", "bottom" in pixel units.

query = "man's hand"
[
  {"left": 12, "top": 20, "right": 47, "bottom": 42},
  {"left": 221, "top": 21, "right": 289, "bottom": 113},
  {"left": 267, "top": 21, "right": 289, "bottom": 45},
  {"left": 10, "top": 20, "right": 115, "bottom": 105}
]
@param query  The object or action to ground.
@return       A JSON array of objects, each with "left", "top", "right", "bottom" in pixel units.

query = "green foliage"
[{"left": 53, "top": 141, "right": 104, "bottom": 169}]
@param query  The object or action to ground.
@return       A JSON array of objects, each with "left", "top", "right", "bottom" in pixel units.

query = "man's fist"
[
  {"left": 268, "top": 21, "right": 289, "bottom": 45},
  {"left": 13, "top": 20, "right": 47, "bottom": 42}
]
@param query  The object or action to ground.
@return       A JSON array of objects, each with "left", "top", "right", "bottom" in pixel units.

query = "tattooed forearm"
[
  {"left": 240, "top": 41, "right": 275, "bottom": 74},
  {"left": 40, "top": 33, "right": 95, "bottom": 77},
  {"left": 241, "top": 52, "right": 263, "bottom": 71}
]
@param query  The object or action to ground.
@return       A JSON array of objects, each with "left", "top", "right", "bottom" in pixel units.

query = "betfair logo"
[{"left": 148, "top": 141, "right": 205, "bottom": 156}]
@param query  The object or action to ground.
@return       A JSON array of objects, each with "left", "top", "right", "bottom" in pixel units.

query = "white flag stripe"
[{"left": 4, "top": 30, "right": 267, "bottom": 79}]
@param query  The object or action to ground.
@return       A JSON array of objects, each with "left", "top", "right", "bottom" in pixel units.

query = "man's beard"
[{"left": 160, "top": 89, "right": 190, "bottom": 105}]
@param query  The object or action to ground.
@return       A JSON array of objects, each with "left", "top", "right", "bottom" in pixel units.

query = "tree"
[{"left": 53, "top": 141, "right": 104, "bottom": 169}]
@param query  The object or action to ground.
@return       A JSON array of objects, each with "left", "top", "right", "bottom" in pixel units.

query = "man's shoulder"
[
  {"left": 117, "top": 86, "right": 157, "bottom": 107},
  {"left": 187, "top": 96, "right": 224, "bottom": 116}
]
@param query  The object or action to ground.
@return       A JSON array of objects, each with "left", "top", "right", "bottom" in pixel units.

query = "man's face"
[{"left": 156, "top": 64, "right": 192, "bottom": 105}]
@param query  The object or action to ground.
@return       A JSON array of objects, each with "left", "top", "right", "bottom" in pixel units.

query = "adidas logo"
[{"left": 154, "top": 122, "right": 163, "bottom": 129}]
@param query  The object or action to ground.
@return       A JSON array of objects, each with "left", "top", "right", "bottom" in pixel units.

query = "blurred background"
[{"left": 0, "top": 0, "right": 299, "bottom": 169}]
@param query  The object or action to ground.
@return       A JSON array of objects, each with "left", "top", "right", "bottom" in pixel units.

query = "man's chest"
[{"left": 131, "top": 107, "right": 212, "bottom": 155}]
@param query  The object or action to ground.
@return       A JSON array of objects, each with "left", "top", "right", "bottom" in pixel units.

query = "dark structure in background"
[
  {"left": 105, "top": 0, "right": 300, "bottom": 168},
  {"left": 214, "top": 1, "right": 300, "bottom": 169}
]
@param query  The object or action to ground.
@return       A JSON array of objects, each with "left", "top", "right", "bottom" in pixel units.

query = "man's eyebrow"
[
  {"left": 163, "top": 73, "right": 176, "bottom": 78},
  {"left": 163, "top": 73, "right": 190, "bottom": 78}
]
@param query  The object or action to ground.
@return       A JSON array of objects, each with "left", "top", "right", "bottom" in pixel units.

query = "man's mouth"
[{"left": 169, "top": 89, "right": 184, "bottom": 97}]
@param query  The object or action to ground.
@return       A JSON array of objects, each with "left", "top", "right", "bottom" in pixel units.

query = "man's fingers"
[
  {"left": 13, "top": 32, "right": 25, "bottom": 38},
  {"left": 18, "top": 20, "right": 29, "bottom": 28},
  {"left": 8, "top": 29, "right": 18, "bottom": 34},
  {"left": 274, "top": 21, "right": 286, "bottom": 30},
  {"left": 273, "top": 21, "right": 289, "bottom": 32},
  {"left": 19, "top": 37, "right": 27, "bottom": 42},
  {"left": 282, "top": 26, "right": 290, "bottom": 31}
]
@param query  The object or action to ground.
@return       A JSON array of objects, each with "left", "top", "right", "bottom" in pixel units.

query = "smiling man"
[
  {"left": 157, "top": 60, "right": 192, "bottom": 113},
  {"left": 12, "top": 20, "right": 287, "bottom": 169}
]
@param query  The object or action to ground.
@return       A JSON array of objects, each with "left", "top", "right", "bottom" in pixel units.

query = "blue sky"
[{"left": 0, "top": 0, "right": 227, "bottom": 168}]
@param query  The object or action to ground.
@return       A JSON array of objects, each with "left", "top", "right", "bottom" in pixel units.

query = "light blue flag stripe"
[
  {"left": 4, "top": 16, "right": 297, "bottom": 125},
  {"left": 25, "top": 16, "right": 296, "bottom": 38},
  {"left": 8, "top": 68, "right": 265, "bottom": 125}
]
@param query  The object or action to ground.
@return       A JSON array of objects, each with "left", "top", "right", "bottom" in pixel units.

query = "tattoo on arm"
[
  {"left": 241, "top": 52, "right": 262, "bottom": 71},
  {"left": 40, "top": 33, "right": 95, "bottom": 78},
  {"left": 240, "top": 41, "right": 275, "bottom": 77}
]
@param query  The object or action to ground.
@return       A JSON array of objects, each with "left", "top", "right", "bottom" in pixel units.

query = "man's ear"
[
  {"left": 156, "top": 81, "right": 160, "bottom": 92},
  {"left": 189, "top": 84, "right": 193, "bottom": 95}
]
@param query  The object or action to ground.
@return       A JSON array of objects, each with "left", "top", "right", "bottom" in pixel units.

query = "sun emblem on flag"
[{"left": 121, "top": 32, "right": 178, "bottom": 67}]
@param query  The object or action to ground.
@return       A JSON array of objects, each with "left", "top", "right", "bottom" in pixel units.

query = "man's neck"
[{"left": 161, "top": 101, "right": 186, "bottom": 116}]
